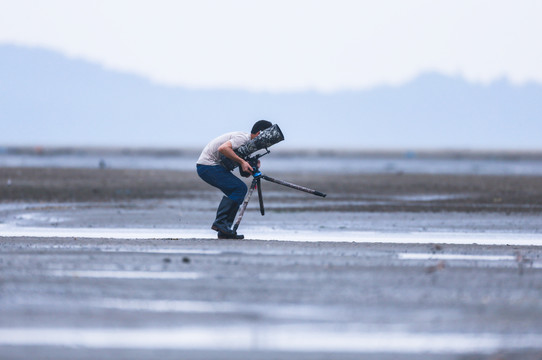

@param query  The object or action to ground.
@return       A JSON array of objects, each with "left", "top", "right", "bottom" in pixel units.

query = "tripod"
[{"left": 232, "top": 152, "right": 327, "bottom": 232}]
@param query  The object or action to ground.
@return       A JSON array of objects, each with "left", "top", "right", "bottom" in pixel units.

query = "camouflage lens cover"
[{"left": 220, "top": 124, "right": 284, "bottom": 170}]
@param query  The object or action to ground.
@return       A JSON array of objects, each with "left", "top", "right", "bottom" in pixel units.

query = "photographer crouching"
[{"left": 196, "top": 120, "right": 273, "bottom": 239}]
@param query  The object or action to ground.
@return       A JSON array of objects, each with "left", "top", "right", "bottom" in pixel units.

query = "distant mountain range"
[{"left": 1, "top": 44, "right": 541, "bottom": 150}]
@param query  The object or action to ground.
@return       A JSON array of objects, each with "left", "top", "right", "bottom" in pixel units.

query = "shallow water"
[
  {"left": 2, "top": 326, "right": 541, "bottom": 353},
  {"left": 2, "top": 152, "right": 542, "bottom": 175},
  {"left": 2, "top": 224, "right": 542, "bottom": 246}
]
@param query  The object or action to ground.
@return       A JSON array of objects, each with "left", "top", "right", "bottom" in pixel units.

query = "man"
[{"left": 196, "top": 120, "right": 273, "bottom": 239}]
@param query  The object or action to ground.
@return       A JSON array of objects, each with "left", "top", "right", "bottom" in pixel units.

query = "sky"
[{"left": 1, "top": 0, "right": 541, "bottom": 93}]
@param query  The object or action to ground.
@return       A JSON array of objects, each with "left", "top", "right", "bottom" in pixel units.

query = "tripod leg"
[
  {"left": 233, "top": 178, "right": 257, "bottom": 232},
  {"left": 261, "top": 175, "right": 327, "bottom": 197},
  {"left": 257, "top": 178, "right": 265, "bottom": 215}
]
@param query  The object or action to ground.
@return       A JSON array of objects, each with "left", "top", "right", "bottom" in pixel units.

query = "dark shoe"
[{"left": 217, "top": 231, "right": 244, "bottom": 240}]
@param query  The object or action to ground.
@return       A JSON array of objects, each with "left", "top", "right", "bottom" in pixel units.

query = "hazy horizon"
[
  {"left": 2, "top": 44, "right": 542, "bottom": 151},
  {"left": 1, "top": 1, "right": 541, "bottom": 92},
  {"left": 2, "top": 1, "right": 542, "bottom": 151}
]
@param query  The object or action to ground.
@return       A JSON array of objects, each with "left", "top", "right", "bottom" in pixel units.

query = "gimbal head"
[{"left": 239, "top": 149, "right": 270, "bottom": 177}]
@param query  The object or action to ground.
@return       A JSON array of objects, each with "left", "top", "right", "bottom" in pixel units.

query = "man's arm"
[{"left": 218, "top": 141, "right": 253, "bottom": 175}]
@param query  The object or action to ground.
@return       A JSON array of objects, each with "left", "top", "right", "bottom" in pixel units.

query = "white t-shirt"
[{"left": 197, "top": 131, "right": 251, "bottom": 166}]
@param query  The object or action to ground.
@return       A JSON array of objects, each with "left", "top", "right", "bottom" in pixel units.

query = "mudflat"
[
  {"left": 1, "top": 166, "right": 542, "bottom": 359},
  {"left": 2, "top": 167, "right": 541, "bottom": 213}
]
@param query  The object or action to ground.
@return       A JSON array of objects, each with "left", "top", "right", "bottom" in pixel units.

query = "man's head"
[{"left": 251, "top": 120, "right": 273, "bottom": 135}]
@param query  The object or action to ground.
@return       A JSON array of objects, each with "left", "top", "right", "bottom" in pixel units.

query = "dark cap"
[{"left": 251, "top": 120, "right": 273, "bottom": 135}]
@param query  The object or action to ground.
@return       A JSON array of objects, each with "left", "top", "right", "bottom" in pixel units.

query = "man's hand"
[{"left": 240, "top": 160, "right": 253, "bottom": 176}]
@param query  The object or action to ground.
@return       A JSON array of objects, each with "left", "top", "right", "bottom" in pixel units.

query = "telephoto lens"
[{"left": 220, "top": 124, "right": 284, "bottom": 171}]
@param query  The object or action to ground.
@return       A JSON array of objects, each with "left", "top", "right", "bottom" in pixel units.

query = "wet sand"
[
  {"left": 2, "top": 167, "right": 542, "bottom": 213},
  {"left": 2, "top": 236, "right": 542, "bottom": 359},
  {"left": 1, "top": 167, "right": 542, "bottom": 359}
]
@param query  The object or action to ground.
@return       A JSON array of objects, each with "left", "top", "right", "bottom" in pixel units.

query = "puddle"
[
  {"left": 390, "top": 194, "right": 468, "bottom": 202},
  {"left": 398, "top": 253, "right": 517, "bottom": 261},
  {"left": 47, "top": 270, "right": 202, "bottom": 280},
  {"left": 91, "top": 298, "right": 341, "bottom": 321},
  {"left": 1, "top": 224, "right": 542, "bottom": 246},
  {"left": 15, "top": 213, "right": 67, "bottom": 225},
  {"left": 100, "top": 248, "right": 223, "bottom": 255},
  {"left": 0, "top": 326, "right": 541, "bottom": 353}
]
